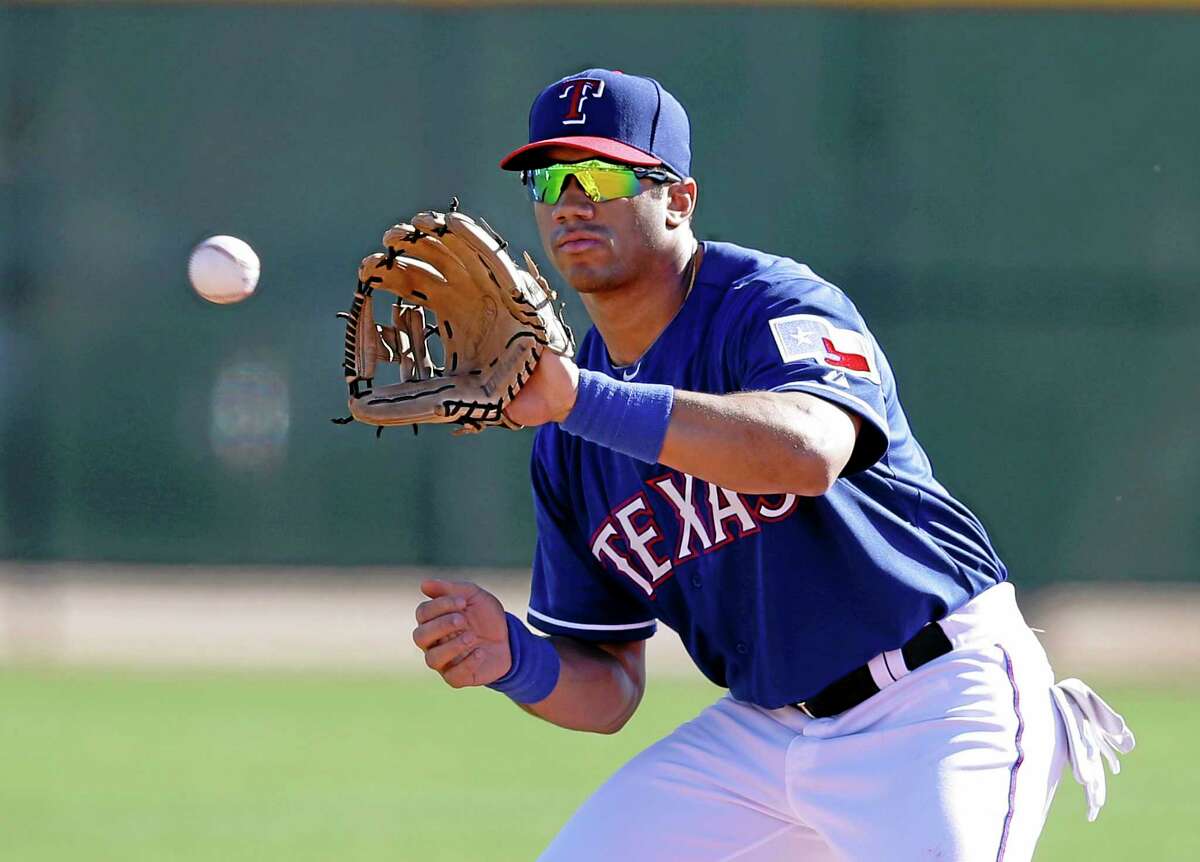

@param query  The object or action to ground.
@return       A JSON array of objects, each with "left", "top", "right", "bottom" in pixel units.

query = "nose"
[{"left": 552, "top": 176, "right": 595, "bottom": 222}]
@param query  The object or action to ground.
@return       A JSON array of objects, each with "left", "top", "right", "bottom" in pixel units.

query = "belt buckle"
[{"left": 794, "top": 701, "right": 816, "bottom": 718}]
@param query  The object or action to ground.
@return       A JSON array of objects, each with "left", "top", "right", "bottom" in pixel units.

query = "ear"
[{"left": 665, "top": 177, "right": 698, "bottom": 228}]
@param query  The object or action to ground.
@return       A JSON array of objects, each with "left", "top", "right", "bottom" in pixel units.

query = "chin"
[
  {"left": 555, "top": 257, "right": 618, "bottom": 294},
  {"left": 564, "top": 268, "right": 623, "bottom": 295}
]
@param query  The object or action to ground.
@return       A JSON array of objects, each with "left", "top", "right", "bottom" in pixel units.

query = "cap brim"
[{"left": 499, "top": 136, "right": 663, "bottom": 171}]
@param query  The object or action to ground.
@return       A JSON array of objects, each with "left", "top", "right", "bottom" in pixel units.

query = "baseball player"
[{"left": 411, "top": 69, "right": 1133, "bottom": 860}]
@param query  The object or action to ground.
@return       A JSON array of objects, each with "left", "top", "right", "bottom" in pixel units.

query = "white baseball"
[{"left": 188, "top": 235, "right": 260, "bottom": 305}]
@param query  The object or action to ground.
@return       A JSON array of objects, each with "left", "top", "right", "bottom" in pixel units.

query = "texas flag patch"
[{"left": 768, "top": 314, "right": 881, "bottom": 385}]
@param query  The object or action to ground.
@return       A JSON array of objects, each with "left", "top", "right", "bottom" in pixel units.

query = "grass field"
[{"left": 0, "top": 668, "right": 1193, "bottom": 861}]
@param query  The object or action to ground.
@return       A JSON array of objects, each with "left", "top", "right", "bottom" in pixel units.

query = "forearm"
[
  {"left": 554, "top": 365, "right": 859, "bottom": 497},
  {"left": 518, "top": 637, "right": 645, "bottom": 734},
  {"left": 658, "top": 390, "right": 860, "bottom": 495}
]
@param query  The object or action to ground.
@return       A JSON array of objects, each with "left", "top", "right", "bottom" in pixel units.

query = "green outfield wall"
[{"left": 1, "top": 7, "right": 1196, "bottom": 585}]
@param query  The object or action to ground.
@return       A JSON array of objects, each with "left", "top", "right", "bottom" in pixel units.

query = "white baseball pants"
[{"left": 538, "top": 584, "right": 1122, "bottom": 861}]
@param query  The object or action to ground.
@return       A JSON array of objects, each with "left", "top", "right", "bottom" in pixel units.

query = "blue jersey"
[{"left": 527, "top": 241, "right": 1007, "bottom": 709}]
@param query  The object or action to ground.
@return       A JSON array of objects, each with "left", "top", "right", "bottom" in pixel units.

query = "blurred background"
[{"left": 1, "top": 2, "right": 1197, "bottom": 860}]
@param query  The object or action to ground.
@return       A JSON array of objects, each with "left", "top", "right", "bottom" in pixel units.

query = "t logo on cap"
[
  {"left": 499, "top": 68, "right": 692, "bottom": 179},
  {"left": 560, "top": 78, "right": 605, "bottom": 125}
]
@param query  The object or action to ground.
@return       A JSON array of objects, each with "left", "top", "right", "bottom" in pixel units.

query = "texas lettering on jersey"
[{"left": 589, "top": 470, "right": 800, "bottom": 596}]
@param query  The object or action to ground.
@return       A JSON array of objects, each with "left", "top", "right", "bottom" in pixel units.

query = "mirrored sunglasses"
[{"left": 521, "top": 159, "right": 680, "bottom": 205}]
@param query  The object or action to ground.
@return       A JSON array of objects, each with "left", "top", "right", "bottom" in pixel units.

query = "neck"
[{"left": 581, "top": 238, "right": 701, "bottom": 367}]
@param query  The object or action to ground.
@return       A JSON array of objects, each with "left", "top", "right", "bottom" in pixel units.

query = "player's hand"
[
  {"left": 413, "top": 580, "right": 512, "bottom": 688},
  {"left": 504, "top": 349, "right": 579, "bottom": 427}
]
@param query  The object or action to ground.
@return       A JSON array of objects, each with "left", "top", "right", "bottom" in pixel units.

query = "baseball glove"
[{"left": 333, "top": 204, "right": 574, "bottom": 434}]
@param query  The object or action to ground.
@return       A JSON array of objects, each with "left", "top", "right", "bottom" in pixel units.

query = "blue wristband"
[
  {"left": 486, "top": 613, "right": 561, "bottom": 705},
  {"left": 560, "top": 369, "right": 674, "bottom": 464}
]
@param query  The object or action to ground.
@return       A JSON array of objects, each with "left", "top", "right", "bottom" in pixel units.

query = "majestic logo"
[
  {"left": 768, "top": 314, "right": 880, "bottom": 384},
  {"left": 589, "top": 470, "right": 800, "bottom": 597},
  {"left": 559, "top": 78, "right": 605, "bottom": 125}
]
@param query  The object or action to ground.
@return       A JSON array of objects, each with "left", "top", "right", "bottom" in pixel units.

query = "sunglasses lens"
[
  {"left": 580, "top": 168, "right": 641, "bottom": 202},
  {"left": 527, "top": 161, "right": 643, "bottom": 204},
  {"left": 527, "top": 168, "right": 564, "bottom": 203}
]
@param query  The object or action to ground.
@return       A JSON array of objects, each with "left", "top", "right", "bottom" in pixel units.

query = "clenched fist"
[{"left": 412, "top": 580, "right": 512, "bottom": 688}]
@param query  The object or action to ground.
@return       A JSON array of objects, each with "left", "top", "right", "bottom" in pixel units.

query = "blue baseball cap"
[{"left": 499, "top": 68, "right": 691, "bottom": 178}]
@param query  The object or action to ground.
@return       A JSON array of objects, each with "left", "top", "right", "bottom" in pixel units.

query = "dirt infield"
[
  {"left": 0, "top": 563, "right": 699, "bottom": 674},
  {"left": 2, "top": 563, "right": 1197, "bottom": 680}
]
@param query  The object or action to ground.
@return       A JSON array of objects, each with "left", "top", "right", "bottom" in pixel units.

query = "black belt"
[{"left": 794, "top": 622, "right": 954, "bottom": 719}]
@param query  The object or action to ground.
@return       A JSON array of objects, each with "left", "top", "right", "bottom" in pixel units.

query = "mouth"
[{"left": 555, "top": 231, "right": 606, "bottom": 254}]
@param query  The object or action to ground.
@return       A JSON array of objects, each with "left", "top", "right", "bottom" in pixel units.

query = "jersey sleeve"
[
  {"left": 527, "top": 428, "right": 657, "bottom": 642},
  {"left": 727, "top": 278, "right": 890, "bottom": 475}
]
